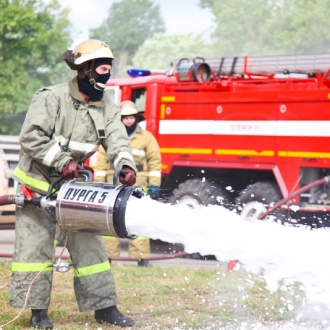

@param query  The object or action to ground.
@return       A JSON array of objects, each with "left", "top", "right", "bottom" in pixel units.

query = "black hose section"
[
  {"left": 258, "top": 178, "right": 327, "bottom": 220},
  {"left": 23, "top": 197, "right": 42, "bottom": 207},
  {"left": 45, "top": 207, "right": 57, "bottom": 224},
  {"left": 113, "top": 185, "right": 138, "bottom": 238},
  {"left": 0, "top": 195, "right": 16, "bottom": 206},
  {"left": 46, "top": 169, "right": 93, "bottom": 198},
  {"left": 46, "top": 177, "right": 62, "bottom": 198}
]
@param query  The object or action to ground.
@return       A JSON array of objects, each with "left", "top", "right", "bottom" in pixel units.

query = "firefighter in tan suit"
[{"left": 95, "top": 101, "right": 162, "bottom": 267}]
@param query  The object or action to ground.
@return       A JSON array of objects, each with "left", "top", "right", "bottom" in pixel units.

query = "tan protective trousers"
[{"left": 103, "top": 236, "right": 150, "bottom": 259}]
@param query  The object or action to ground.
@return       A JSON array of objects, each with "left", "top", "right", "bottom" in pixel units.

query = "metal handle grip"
[
  {"left": 77, "top": 169, "right": 93, "bottom": 182},
  {"left": 113, "top": 169, "right": 126, "bottom": 185},
  {"left": 193, "top": 56, "right": 205, "bottom": 64},
  {"left": 46, "top": 169, "right": 93, "bottom": 197}
]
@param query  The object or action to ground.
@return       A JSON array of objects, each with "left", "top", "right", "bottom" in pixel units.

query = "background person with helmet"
[
  {"left": 95, "top": 100, "right": 162, "bottom": 267},
  {"left": 9, "top": 39, "right": 136, "bottom": 329}
]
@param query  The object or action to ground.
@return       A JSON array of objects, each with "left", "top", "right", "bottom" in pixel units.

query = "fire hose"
[
  {"left": 258, "top": 176, "right": 330, "bottom": 220},
  {"left": 0, "top": 169, "right": 190, "bottom": 261}
]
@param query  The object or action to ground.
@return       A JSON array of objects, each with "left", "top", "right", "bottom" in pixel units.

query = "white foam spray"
[{"left": 125, "top": 196, "right": 330, "bottom": 308}]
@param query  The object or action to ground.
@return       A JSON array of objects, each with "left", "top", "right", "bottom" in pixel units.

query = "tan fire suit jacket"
[
  {"left": 13, "top": 77, "right": 136, "bottom": 194},
  {"left": 95, "top": 124, "right": 161, "bottom": 188}
]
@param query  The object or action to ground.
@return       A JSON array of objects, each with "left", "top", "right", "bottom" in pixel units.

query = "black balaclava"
[
  {"left": 122, "top": 115, "right": 138, "bottom": 136},
  {"left": 78, "top": 58, "right": 112, "bottom": 99}
]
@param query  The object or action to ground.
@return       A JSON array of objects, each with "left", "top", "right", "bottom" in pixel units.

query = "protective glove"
[
  {"left": 148, "top": 185, "right": 159, "bottom": 199},
  {"left": 61, "top": 160, "right": 83, "bottom": 180},
  {"left": 119, "top": 166, "right": 136, "bottom": 186}
]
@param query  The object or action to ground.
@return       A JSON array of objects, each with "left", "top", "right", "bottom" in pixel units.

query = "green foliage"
[
  {"left": 0, "top": 0, "right": 72, "bottom": 135},
  {"left": 132, "top": 32, "right": 215, "bottom": 70},
  {"left": 89, "top": 0, "right": 165, "bottom": 77},
  {"left": 259, "top": 0, "right": 330, "bottom": 55},
  {"left": 200, "top": 0, "right": 330, "bottom": 56}
]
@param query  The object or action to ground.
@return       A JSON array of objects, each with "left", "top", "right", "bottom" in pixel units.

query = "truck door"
[
  {"left": 157, "top": 90, "right": 214, "bottom": 163},
  {"left": 214, "top": 90, "right": 278, "bottom": 165}
]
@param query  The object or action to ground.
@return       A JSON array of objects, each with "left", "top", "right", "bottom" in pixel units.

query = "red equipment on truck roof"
[{"left": 100, "top": 53, "right": 330, "bottom": 228}]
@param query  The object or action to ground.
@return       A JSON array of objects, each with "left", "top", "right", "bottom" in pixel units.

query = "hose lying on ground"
[{"left": 0, "top": 252, "right": 191, "bottom": 261}]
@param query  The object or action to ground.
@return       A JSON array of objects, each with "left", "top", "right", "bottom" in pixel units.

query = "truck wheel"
[
  {"left": 235, "top": 181, "right": 286, "bottom": 223},
  {"left": 169, "top": 179, "right": 232, "bottom": 209},
  {"left": 169, "top": 179, "right": 232, "bottom": 259}
]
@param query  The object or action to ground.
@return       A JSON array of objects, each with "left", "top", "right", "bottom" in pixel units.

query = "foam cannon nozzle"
[{"left": 1, "top": 170, "right": 145, "bottom": 238}]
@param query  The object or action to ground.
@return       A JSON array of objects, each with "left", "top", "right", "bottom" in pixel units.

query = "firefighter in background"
[
  {"left": 95, "top": 100, "right": 162, "bottom": 267},
  {"left": 10, "top": 39, "right": 137, "bottom": 328}
]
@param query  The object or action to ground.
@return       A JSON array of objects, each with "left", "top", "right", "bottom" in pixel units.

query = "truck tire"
[
  {"left": 169, "top": 179, "right": 232, "bottom": 259},
  {"left": 169, "top": 179, "right": 232, "bottom": 209},
  {"left": 235, "top": 181, "right": 286, "bottom": 223}
]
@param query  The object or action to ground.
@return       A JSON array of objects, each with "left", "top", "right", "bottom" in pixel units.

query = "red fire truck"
[{"left": 102, "top": 54, "right": 330, "bottom": 228}]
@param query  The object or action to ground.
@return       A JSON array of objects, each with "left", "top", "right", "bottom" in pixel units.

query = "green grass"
[{"left": 0, "top": 259, "right": 329, "bottom": 329}]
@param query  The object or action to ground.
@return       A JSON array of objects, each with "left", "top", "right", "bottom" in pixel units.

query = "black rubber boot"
[
  {"left": 30, "top": 309, "right": 54, "bottom": 329},
  {"left": 95, "top": 305, "right": 134, "bottom": 327},
  {"left": 137, "top": 259, "right": 149, "bottom": 267}
]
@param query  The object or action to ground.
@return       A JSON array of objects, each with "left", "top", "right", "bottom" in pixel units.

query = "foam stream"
[{"left": 126, "top": 196, "right": 330, "bottom": 308}]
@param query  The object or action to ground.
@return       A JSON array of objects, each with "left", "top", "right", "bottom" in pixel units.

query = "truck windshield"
[
  {"left": 132, "top": 88, "right": 146, "bottom": 115},
  {"left": 132, "top": 87, "right": 147, "bottom": 128}
]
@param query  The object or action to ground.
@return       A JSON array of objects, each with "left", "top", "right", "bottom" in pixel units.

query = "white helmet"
[
  {"left": 62, "top": 39, "right": 115, "bottom": 70},
  {"left": 120, "top": 101, "right": 138, "bottom": 116}
]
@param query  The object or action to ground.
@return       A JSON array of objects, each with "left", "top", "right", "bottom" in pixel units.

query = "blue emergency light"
[
  {"left": 127, "top": 68, "right": 168, "bottom": 78},
  {"left": 127, "top": 68, "right": 151, "bottom": 77}
]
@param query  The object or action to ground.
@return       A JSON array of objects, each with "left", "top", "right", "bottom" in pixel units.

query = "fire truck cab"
[{"left": 105, "top": 54, "right": 330, "bottom": 228}]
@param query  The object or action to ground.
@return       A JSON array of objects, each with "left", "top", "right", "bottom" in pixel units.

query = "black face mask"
[
  {"left": 124, "top": 121, "right": 138, "bottom": 136},
  {"left": 78, "top": 72, "right": 111, "bottom": 99}
]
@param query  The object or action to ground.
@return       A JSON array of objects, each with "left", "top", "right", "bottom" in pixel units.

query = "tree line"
[{"left": 1, "top": 0, "right": 330, "bottom": 134}]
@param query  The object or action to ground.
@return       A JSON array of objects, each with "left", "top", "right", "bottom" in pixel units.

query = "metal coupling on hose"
[
  {"left": 53, "top": 258, "right": 71, "bottom": 273},
  {"left": 14, "top": 193, "right": 26, "bottom": 207}
]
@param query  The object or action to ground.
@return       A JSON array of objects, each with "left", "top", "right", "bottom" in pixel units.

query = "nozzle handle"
[
  {"left": 46, "top": 169, "right": 93, "bottom": 198},
  {"left": 113, "top": 170, "right": 126, "bottom": 185},
  {"left": 77, "top": 169, "right": 93, "bottom": 182}
]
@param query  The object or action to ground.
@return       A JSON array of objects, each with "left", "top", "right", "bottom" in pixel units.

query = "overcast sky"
[{"left": 57, "top": 0, "right": 214, "bottom": 47}]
